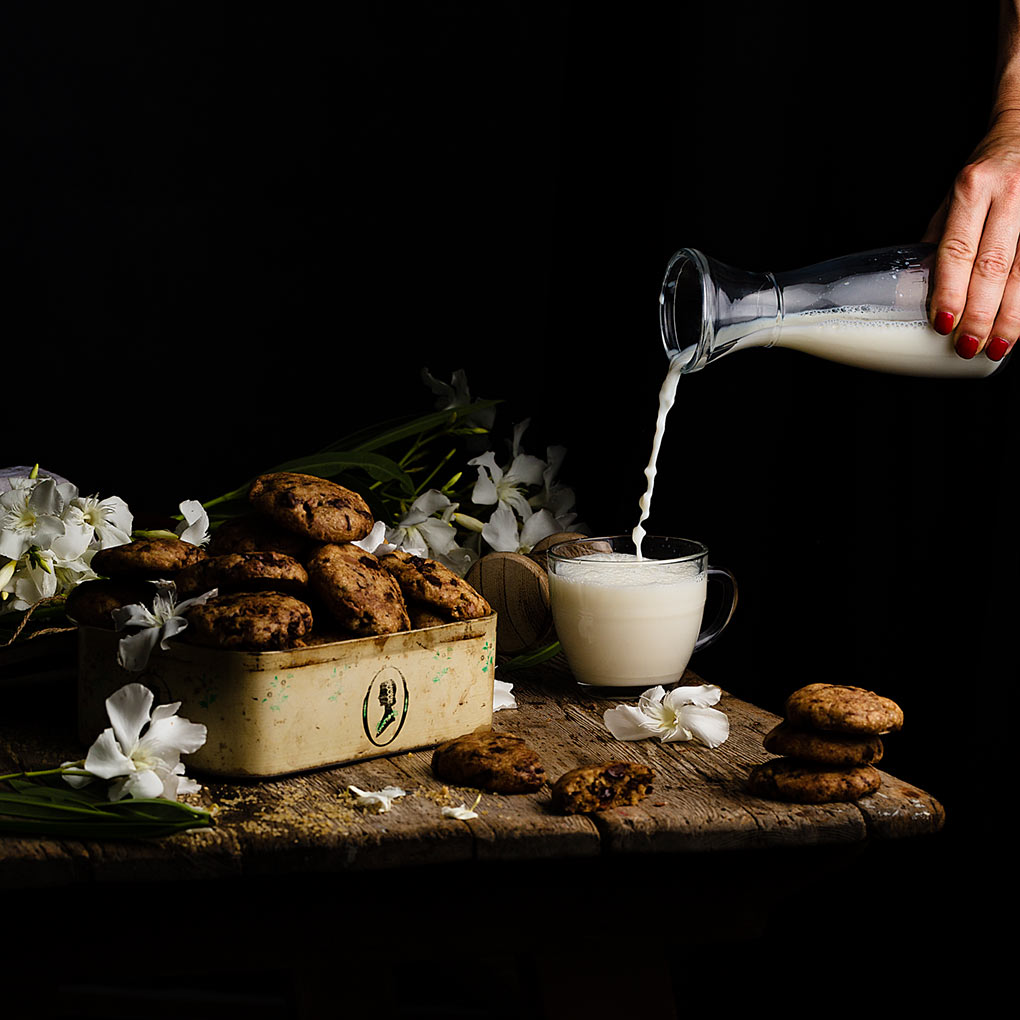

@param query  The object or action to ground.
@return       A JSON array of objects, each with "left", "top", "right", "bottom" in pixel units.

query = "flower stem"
[{"left": 0, "top": 766, "right": 90, "bottom": 783}]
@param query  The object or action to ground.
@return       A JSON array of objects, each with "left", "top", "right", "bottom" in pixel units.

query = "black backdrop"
[{"left": 3, "top": 0, "right": 1014, "bottom": 990}]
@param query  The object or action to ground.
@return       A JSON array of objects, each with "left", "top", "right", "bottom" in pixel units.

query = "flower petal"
[
  {"left": 142, "top": 713, "right": 208, "bottom": 756},
  {"left": 105, "top": 683, "right": 154, "bottom": 753},
  {"left": 493, "top": 678, "right": 517, "bottom": 711},
  {"left": 637, "top": 686, "right": 668, "bottom": 712},
  {"left": 442, "top": 803, "right": 479, "bottom": 820},
  {"left": 113, "top": 769, "right": 165, "bottom": 801},
  {"left": 480, "top": 505, "right": 520, "bottom": 553},
  {"left": 664, "top": 684, "right": 722, "bottom": 709},
  {"left": 603, "top": 704, "right": 661, "bottom": 741},
  {"left": 677, "top": 705, "right": 730, "bottom": 748},
  {"left": 117, "top": 627, "right": 163, "bottom": 672},
  {"left": 83, "top": 728, "right": 136, "bottom": 780}
]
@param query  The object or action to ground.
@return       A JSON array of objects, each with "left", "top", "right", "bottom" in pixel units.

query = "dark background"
[{"left": 2, "top": 0, "right": 1014, "bottom": 1001}]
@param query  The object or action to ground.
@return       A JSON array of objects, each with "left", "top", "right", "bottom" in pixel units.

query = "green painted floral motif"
[
  {"left": 327, "top": 664, "right": 350, "bottom": 702},
  {"left": 480, "top": 640, "right": 494, "bottom": 674},
  {"left": 431, "top": 647, "right": 453, "bottom": 684},
  {"left": 261, "top": 675, "right": 292, "bottom": 712},
  {"left": 195, "top": 671, "right": 219, "bottom": 710}
]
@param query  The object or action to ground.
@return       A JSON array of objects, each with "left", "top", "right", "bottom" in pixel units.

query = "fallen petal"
[
  {"left": 493, "top": 678, "right": 517, "bottom": 711},
  {"left": 677, "top": 705, "right": 730, "bottom": 748},
  {"left": 603, "top": 704, "right": 661, "bottom": 742},
  {"left": 442, "top": 803, "right": 479, "bottom": 821}
]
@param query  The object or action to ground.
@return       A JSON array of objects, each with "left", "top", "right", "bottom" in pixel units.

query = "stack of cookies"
[
  {"left": 747, "top": 682, "right": 903, "bottom": 804},
  {"left": 69, "top": 471, "right": 491, "bottom": 652}
]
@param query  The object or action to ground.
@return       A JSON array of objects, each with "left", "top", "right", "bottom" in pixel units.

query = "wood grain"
[{"left": 0, "top": 654, "right": 945, "bottom": 890}]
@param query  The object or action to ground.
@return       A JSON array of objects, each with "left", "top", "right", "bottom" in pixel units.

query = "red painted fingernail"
[
  {"left": 955, "top": 334, "right": 980, "bottom": 359},
  {"left": 986, "top": 337, "right": 1010, "bottom": 361},
  {"left": 934, "top": 311, "right": 955, "bottom": 335}
]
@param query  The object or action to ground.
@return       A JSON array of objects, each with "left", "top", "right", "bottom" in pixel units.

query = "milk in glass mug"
[{"left": 546, "top": 535, "right": 737, "bottom": 689}]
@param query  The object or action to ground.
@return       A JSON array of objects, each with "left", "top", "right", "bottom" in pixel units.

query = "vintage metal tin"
[{"left": 76, "top": 615, "right": 497, "bottom": 777}]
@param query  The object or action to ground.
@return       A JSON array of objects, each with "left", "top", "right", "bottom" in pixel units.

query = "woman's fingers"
[
  {"left": 986, "top": 253, "right": 1020, "bottom": 360},
  {"left": 928, "top": 154, "right": 1020, "bottom": 361}
]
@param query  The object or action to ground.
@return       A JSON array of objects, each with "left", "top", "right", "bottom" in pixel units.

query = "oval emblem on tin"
[{"left": 362, "top": 666, "right": 409, "bottom": 746}]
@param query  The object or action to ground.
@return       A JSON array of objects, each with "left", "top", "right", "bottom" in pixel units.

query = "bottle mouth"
[{"left": 659, "top": 248, "right": 713, "bottom": 372}]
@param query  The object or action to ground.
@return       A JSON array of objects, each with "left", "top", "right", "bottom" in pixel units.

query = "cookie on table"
[
  {"left": 305, "top": 543, "right": 410, "bottom": 636},
  {"left": 91, "top": 536, "right": 207, "bottom": 580},
  {"left": 551, "top": 761, "right": 655, "bottom": 814},
  {"left": 432, "top": 731, "right": 545, "bottom": 794},
  {"left": 379, "top": 549, "right": 491, "bottom": 620},
  {"left": 207, "top": 514, "right": 313, "bottom": 559},
  {"left": 175, "top": 551, "right": 309, "bottom": 598},
  {"left": 248, "top": 472, "right": 374, "bottom": 543},
  {"left": 784, "top": 683, "right": 903, "bottom": 736},
  {"left": 747, "top": 759, "right": 881, "bottom": 804},
  {"left": 64, "top": 579, "right": 155, "bottom": 629},
  {"left": 763, "top": 721, "right": 884, "bottom": 767},
  {"left": 182, "top": 591, "right": 314, "bottom": 651}
]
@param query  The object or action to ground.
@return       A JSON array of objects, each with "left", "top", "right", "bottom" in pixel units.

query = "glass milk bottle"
[{"left": 659, "top": 243, "right": 1005, "bottom": 378}]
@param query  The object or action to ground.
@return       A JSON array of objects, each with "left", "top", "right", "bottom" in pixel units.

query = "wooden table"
[{"left": 1, "top": 650, "right": 947, "bottom": 1019}]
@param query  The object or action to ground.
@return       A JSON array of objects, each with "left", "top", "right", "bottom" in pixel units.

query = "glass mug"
[{"left": 546, "top": 535, "right": 737, "bottom": 690}]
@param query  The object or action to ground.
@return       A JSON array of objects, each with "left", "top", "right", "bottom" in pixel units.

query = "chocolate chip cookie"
[
  {"left": 784, "top": 683, "right": 904, "bottom": 736},
  {"left": 379, "top": 549, "right": 491, "bottom": 620},
  {"left": 64, "top": 578, "right": 155, "bottom": 629},
  {"left": 762, "top": 721, "right": 884, "bottom": 767},
  {"left": 248, "top": 472, "right": 374, "bottom": 543},
  {"left": 91, "top": 537, "right": 207, "bottom": 580},
  {"left": 432, "top": 731, "right": 545, "bottom": 794},
  {"left": 305, "top": 543, "right": 410, "bottom": 636},
  {"left": 551, "top": 761, "right": 655, "bottom": 814},
  {"left": 175, "top": 551, "right": 309, "bottom": 598},
  {"left": 182, "top": 591, "right": 314, "bottom": 650},
  {"left": 207, "top": 514, "right": 313, "bottom": 559},
  {"left": 747, "top": 759, "right": 882, "bottom": 804}
]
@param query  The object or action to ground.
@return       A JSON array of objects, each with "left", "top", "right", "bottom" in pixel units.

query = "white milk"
[
  {"left": 722, "top": 306, "right": 1000, "bottom": 378},
  {"left": 548, "top": 553, "right": 706, "bottom": 687},
  {"left": 632, "top": 354, "right": 684, "bottom": 557}
]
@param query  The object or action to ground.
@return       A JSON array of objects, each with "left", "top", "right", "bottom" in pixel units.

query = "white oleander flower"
[
  {"left": 480, "top": 504, "right": 560, "bottom": 555},
  {"left": 113, "top": 584, "right": 218, "bottom": 671},
  {"left": 356, "top": 490, "right": 478, "bottom": 575},
  {"left": 64, "top": 682, "right": 207, "bottom": 801},
  {"left": 0, "top": 475, "right": 69, "bottom": 562},
  {"left": 529, "top": 445, "right": 579, "bottom": 529},
  {"left": 421, "top": 367, "right": 496, "bottom": 428},
  {"left": 175, "top": 500, "right": 210, "bottom": 546},
  {"left": 71, "top": 493, "right": 133, "bottom": 550},
  {"left": 348, "top": 785, "right": 406, "bottom": 813},
  {"left": 385, "top": 489, "right": 461, "bottom": 560},
  {"left": 603, "top": 685, "right": 730, "bottom": 748},
  {"left": 0, "top": 467, "right": 134, "bottom": 612},
  {"left": 468, "top": 419, "right": 547, "bottom": 520}
]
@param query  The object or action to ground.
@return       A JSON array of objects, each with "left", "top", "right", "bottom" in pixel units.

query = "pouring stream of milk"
[{"left": 632, "top": 355, "right": 684, "bottom": 558}]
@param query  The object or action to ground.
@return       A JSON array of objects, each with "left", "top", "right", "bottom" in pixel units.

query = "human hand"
[{"left": 923, "top": 108, "right": 1020, "bottom": 363}]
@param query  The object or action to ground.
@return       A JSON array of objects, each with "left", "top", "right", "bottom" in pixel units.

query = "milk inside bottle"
[{"left": 660, "top": 243, "right": 1006, "bottom": 378}]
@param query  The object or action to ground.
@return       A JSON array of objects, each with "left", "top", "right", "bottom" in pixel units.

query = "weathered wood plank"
[{"left": 0, "top": 659, "right": 944, "bottom": 890}]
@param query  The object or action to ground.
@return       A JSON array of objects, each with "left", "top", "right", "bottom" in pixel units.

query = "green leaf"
[
  {"left": 268, "top": 451, "right": 413, "bottom": 490},
  {"left": 322, "top": 400, "right": 501, "bottom": 454},
  {"left": 498, "top": 641, "right": 562, "bottom": 673},
  {"left": 0, "top": 778, "right": 214, "bottom": 838}
]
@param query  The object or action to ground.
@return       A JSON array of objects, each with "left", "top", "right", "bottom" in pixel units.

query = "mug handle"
[{"left": 693, "top": 566, "right": 738, "bottom": 651}]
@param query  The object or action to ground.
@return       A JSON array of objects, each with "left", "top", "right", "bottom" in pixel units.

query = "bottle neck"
[{"left": 660, "top": 249, "right": 782, "bottom": 373}]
